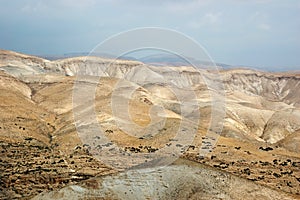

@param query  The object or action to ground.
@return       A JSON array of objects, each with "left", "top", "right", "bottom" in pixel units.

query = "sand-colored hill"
[{"left": 0, "top": 50, "right": 299, "bottom": 199}]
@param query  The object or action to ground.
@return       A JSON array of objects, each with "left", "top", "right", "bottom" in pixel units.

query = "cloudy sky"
[{"left": 0, "top": 0, "right": 299, "bottom": 70}]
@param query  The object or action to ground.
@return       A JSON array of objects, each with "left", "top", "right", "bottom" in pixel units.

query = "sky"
[{"left": 0, "top": 0, "right": 299, "bottom": 70}]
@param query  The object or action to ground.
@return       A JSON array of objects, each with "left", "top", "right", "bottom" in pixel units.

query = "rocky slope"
[
  {"left": 0, "top": 49, "right": 299, "bottom": 199},
  {"left": 33, "top": 159, "right": 297, "bottom": 200}
]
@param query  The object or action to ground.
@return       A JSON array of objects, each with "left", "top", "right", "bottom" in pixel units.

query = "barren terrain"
[{"left": 0, "top": 49, "right": 299, "bottom": 199}]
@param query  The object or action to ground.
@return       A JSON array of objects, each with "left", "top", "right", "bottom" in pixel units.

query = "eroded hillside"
[{"left": 0, "top": 49, "right": 299, "bottom": 199}]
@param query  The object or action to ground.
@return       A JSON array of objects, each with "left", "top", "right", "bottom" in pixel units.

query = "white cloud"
[
  {"left": 250, "top": 12, "right": 271, "bottom": 31},
  {"left": 21, "top": 0, "right": 97, "bottom": 13},
  {"left": 21, "top": 2, "right": 46, "bottom": 13},
  {"left": 258, "top": 23, "right": 271, "bottom": 31},
  {"left": 59, "top": 0, "right": 96, "bottom": 8},
  {"left": 229, "top": 0, "right": 272, "bottom": 4},
  {"left": 188, "top": 12, "right": 222, "bottom": 29},
  {"left": 165, "top": 0, "right": 212, "bottom": 13},
  {"left": 250, "top": 12, "right": 261, "bottom": 21}
]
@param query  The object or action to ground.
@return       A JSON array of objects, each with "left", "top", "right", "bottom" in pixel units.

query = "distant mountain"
[
  {"left": 138, "top": 54, "right": 233, "bottom": 69},
  {"left": 39, "top": 52, "right": 138, "bottom": 61},
  {"left": 39, "top": 52, "right": 232, "bottom": 69},
  {"left": 34, "top": 52, "right": 299, "bottom": 72}
]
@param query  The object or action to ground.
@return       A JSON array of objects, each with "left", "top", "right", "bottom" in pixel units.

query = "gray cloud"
[{"left": 0, "top": 0, "right": 299, "bottom": 70}]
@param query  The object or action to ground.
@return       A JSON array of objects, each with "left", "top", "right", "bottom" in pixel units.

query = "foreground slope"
[{"left": 34, "top": 159, "right": 297, "bottom": 200}]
